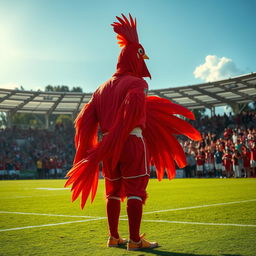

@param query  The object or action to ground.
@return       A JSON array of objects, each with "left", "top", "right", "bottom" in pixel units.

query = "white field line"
[
  {"left": 0, "top": 211, "right": 101, "bottom": 219},
  {"left": 1, "top": 198, "right": 255, "bottom": 232},
  {"left": 12, "top": 196, "right": 33, "bottom": 198},
  {"left": 119, "top": 218, "right": 256, "bottom": 228},
  {"left": 1, "top": 196, "right": 33, "bottom": 199},
  {"left": 0, "top": 217, "right": 106, "bottom": 232},
  {"left": 35, "top": 188, "right": 69, "bottom": 191},
  {"left": 139, "top": 199, "right": 256, "bottom": 216},
  {"left": 1, "top": 195, "right": 67, "bottom": 200},
  {"left": 1, "top": 199, "right": 255, "bottom": 219}
]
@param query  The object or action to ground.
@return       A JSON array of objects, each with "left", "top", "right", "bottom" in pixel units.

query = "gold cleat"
[
  {"left": 127, "top": 233, "right": 158, "bottom": 251},
  {"left": 107, "top": 236, "right": 128, "bottom": 247}
]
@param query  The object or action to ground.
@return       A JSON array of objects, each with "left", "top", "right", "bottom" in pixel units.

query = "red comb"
[{"left": 111, "top": 14, "right": 139, "bottom": 47}]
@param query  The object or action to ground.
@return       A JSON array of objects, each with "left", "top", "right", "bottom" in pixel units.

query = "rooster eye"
[{"left": 138, "top": 48, "right": 144, "bottom": 55}]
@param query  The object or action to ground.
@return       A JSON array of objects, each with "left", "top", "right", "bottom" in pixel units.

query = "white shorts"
[
  {"left": 233, "top": 165, "right": 241, "bottom": 178},
  {"left": 215, "top": 163, "right": 223, "bottom": 170},
  {"left": 250, "top": 160, "right": 256, "bottom": 168},
  {"left": 197, "top": 165, "right": 203, "bottom": 172},
  {"left": 49, "top": 169, "right": 56, "bottom": 175},
  {"left": 204, "top": 163, "right": 214, "bottom": 171}
]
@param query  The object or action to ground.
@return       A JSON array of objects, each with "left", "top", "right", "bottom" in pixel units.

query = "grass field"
[{"left": 0, "top": 178, "right": 256, "bottom": 256}]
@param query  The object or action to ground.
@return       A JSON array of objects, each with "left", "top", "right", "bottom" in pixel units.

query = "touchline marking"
[
  {"left": 2, "top": 199, "right": 253, "bottom": 219},
  {"left": 141, "top": 199, "right": 256, "bottom": 215},
  {"left": 0, "top": 211, "right": 102, "bottom": 219},
  {"left": 1, "top": 199, "right": 255, "bottom": 232},
  {"left": 119, "top": 219, "right": 256, "bottom": 228},
  {"left": 0, "top": 217, "right": 107, "bottom": 232},
  {"left": 1, "top": 196, "right": 33, "bottom": 199},
  {"left": 35, "top": 188, "right": 70, "bottom": 191}
]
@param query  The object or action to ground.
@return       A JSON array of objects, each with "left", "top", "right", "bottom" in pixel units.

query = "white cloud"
[{"left": 193, "top": 55, "right": 243, "bottom": 82}]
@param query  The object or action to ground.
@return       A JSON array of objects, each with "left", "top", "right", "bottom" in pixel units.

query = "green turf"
[{"left": 0, "top": 178, "right": 255, "bottom": 256}]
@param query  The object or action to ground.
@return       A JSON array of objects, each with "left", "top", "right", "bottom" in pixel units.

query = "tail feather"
[
  {"left": 145, "top": 96, "right": 201, "bottom": 180},
  {"left": 147, "top": 96, "right": 195, "bottom": 120},
  {"left": 149, "top": 109, "right": 201, "bottom": 141}
]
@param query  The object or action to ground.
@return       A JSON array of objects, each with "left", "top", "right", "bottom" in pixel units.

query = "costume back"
[{"left": 65, "top": 14, "right": 201, "bottom": 209}]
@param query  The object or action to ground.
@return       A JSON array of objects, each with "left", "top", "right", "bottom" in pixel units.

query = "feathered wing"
[
  {"left": 64, "top": 99, "right": 99, "bottom": 207},
  {"left": 65, "top": 86, "right": 146, "bottom": 209},
  {"left": 73, "top": 100, "right": 98, "bottom": 164},
  {"left": 143, "top": 96, "right": 201, "bottom": 180}
]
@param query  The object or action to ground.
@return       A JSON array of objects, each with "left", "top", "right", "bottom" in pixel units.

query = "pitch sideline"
[
  {"left": 140, "top": 198, "right": 256, "bottom": 215},
  {"left": 0, "top": 211, "right": 99, "bottom": 219},
  {"left": 120, "top": 218, "right": 256, "bottom": 227},
  {"left": 0, "top": 217, "right": 106, "bottom": 232},
  {"left": 0, "top": 198, "right": 255, "bottom": 232}
]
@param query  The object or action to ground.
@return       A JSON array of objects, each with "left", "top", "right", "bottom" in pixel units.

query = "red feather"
[
  {"left": 143, "top": 96, "right": 202, "bottom": 180},
  {"left": 65, "top": 85, "right": 146, "bottom": 209},
  {"left": 111, "top": 13, "right": 139, "bottom": 47}
]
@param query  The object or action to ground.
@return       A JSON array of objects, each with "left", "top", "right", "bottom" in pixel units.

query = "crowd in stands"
[
  {"left": 0, "top": 111, "right": 255, "bottom": 179},
  {"left": 180, "top": 111, "right": 256, "bottom": 178},
  {"left": 0, "top": 124, "right": 75, "bottom": 179}
]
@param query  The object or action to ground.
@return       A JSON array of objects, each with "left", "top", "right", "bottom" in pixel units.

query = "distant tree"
[
  {"left": 71, "top": 87, "right": 83, "bottom": 92},
  {"left": 45, "top": 85, "right": 54, "bottom": 92},
  {"left": 56, "top": 85, "right": 69, "bottom": 92},
  {"left": 44, "top": 85, "right": 83, "bottom": 92},
  {"left": 14, "top": 85, "right": 25, "bottom": 91}
]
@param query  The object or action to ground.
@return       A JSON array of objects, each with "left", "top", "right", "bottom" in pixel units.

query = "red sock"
[
  {"left": 106, "top": 198, "right": 120, "bottom": 238},
  {"left": 127, "top": 198, "right": 142, "bottom": 242}
]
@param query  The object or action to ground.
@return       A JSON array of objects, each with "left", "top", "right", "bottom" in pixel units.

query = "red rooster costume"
[{"left": 65, "top": 14, "right": 201, "bottom": 249}]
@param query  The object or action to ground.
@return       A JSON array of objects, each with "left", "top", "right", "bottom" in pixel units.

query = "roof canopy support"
[{"left": 0, "top": 73, "right": 255, "bottom": 114}]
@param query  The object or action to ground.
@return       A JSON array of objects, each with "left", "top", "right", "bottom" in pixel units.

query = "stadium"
[
  {"left": 0, "top": 73, "right": 255, "bottom": 180},
  {"left": 1, "top": 73, "right": 256, "bottom": 256},
  {"left": 1, "top": 1, "right": 256, "bottom": 255}
]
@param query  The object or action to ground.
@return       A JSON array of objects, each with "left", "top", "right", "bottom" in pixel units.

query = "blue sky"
[{"left": 0, "top": 0, "right": 255, "bottom": 93}]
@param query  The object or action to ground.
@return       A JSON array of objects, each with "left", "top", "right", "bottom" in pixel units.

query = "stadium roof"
[{"left": 0, "top": 73, "right": 255, "bottom": 116}]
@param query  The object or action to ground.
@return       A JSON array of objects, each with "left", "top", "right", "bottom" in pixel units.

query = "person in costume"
[{"left": 65, "top": 14, "right": 201, "bottom": 251}]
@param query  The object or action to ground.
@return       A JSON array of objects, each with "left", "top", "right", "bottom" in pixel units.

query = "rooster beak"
[{"left": 143, "top": 54, "right": 149, "bottom": 60}]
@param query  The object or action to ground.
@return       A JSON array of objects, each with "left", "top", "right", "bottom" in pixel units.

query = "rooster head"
[{"left": 112, "top": 14, "right": 151, "bottom": 79}]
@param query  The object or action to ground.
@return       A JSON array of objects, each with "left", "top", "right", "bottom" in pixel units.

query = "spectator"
[
  {"left": 36, "top": 158, "right": 43, "bottom": 179},
  {"left": 0, "top": 111, "right": 255, "bottom": 179},
  {"left": 250, "top": 142, "right": 256, "bottom": 177},
  {"left": 241, "top": 146, "right": 251, "bottom": 177},
  {"left": 222, "top": 149, "right": 233, "bottom": 178},
  {"left": 195, "top": 151, "right": 204, "bottom": 177},
  {"left": 204, "top": 149, "right": 215, "bottom": 177},
  {"left": 232, "top": 150, "right": 241, "bottom": 178},
  {"left": 214, "top": 147, "right": 223, "bottom": 177}
]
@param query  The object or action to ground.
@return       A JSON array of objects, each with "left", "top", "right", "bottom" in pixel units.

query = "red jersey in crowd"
[
  {"left": 196, "top": 153, "right": 205, "bottom": 166},
  {"left": 57, "top": 160, "right": 63, "bottom": 169},
  {"left": 242, "top": 150, "right": 250, "bottom": 168},
  {"left": 205, "top": 151, "right": 214, "bottom": 164},
  {"left": 223, "top": 152, "right": 232, "bottom": 169},
  {"left": 250, "top": 147, "right": 256, "bottom": 161}
]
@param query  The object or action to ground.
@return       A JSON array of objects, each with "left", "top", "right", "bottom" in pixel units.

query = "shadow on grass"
[{"left": 115, "top": 245, "right": 242, "bottom": 256}]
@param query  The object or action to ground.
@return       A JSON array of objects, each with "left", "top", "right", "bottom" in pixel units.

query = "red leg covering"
[
  {"left": 106, "top": 198, "right": 121, "bottom": 239},
  {"left": 127, "top": 198, "right": 142, "bottom": 242}
]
